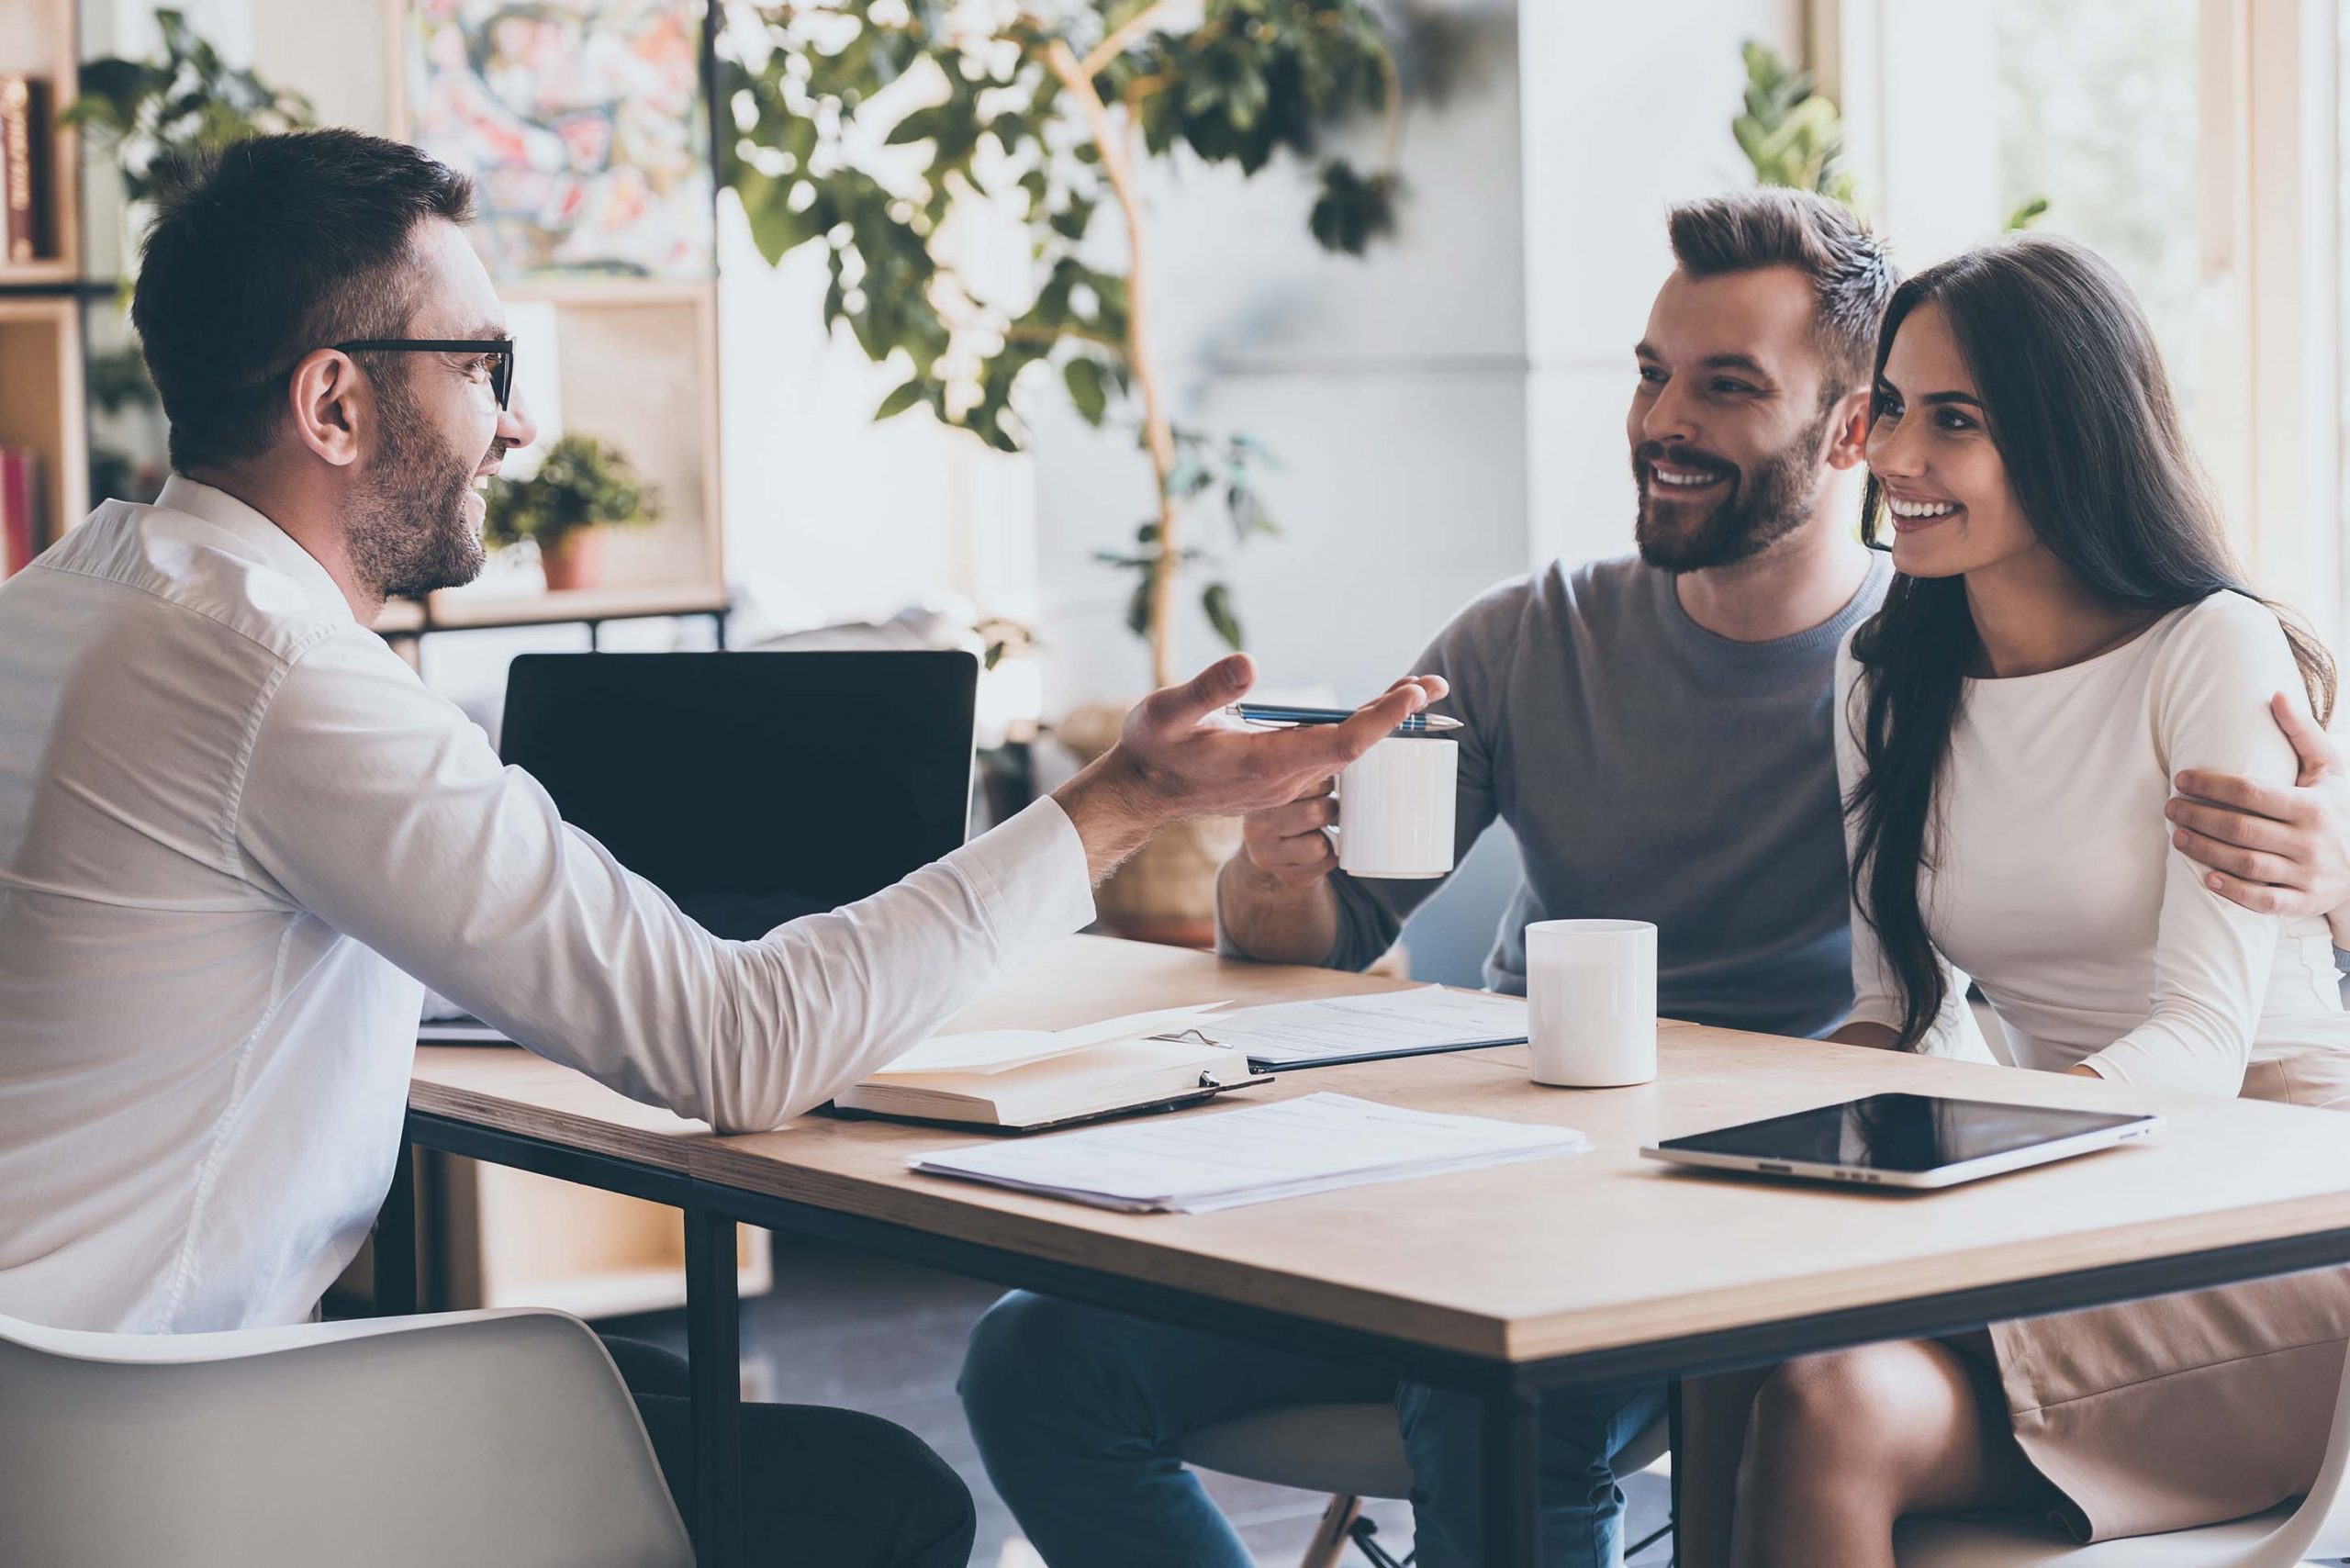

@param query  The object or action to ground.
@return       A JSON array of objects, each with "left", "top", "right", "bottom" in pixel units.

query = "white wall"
[{"left": 1520, "top": 0, "right": 1807, "bottom": 570}]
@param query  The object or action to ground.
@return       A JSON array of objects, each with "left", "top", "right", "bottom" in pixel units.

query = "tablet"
[{"left": 1640, "top": 1093, "right": 2162, "bottom": 1190}]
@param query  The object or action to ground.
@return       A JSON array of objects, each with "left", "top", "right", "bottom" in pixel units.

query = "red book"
[{"left": 0, "top": 446, "right": 39, "bottom": 576}]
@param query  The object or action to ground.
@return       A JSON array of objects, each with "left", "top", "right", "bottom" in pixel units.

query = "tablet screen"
[{"left": 1655, "top": 1093, "right": 2152, "bottom": 1173}]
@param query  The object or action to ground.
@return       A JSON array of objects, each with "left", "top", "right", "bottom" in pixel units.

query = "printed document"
[{"left": 911, "top": 1092, "right": 1588, "bottom": 1212}]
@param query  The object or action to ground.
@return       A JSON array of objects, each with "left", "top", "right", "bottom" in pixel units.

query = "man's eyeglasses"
[{"left": 330, "top": 338, "right": 517, "bottom": 410}]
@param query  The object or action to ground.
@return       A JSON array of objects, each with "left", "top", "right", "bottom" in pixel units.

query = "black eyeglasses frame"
[{"left": 329, "top": 338, "right": 517, "bottom": 410}]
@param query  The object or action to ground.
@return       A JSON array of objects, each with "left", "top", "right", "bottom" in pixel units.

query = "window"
[
  {"left": 1995, "top": 0, "right": 2203, "bottom": 409},
  {"left": 1828, "top": 0, "right": 2341, "bottom": 644}
]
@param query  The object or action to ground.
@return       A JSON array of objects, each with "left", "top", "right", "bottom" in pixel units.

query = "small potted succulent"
[{"left": 484, "top": 432, "right": 661, "bottom": 592}]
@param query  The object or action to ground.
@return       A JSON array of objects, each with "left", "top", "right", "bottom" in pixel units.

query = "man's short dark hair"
[
  {"left": 130, "top": 129, "right": 475, "bottom": 473},
  {"left": 1665, "top": 188, "right": 1895, "bottom": 398}
]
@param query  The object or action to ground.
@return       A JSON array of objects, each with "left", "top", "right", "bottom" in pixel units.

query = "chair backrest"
[{"left": 0, "top": 1307, "right": 694, "bottom": 1568}]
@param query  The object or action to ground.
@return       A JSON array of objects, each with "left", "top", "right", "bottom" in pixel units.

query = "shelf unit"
[
  {"left": 0, "top": 0, "right": 85, "bottom": 553},
  {"left": 369, "top": 0, "right": 755, "bottom": 1319},
  {"left": 370, "top": 276, "right": 731, "bottom": 648}
]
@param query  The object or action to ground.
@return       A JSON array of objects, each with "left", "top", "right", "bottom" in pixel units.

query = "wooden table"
[{"left": 385, "top": 935, "right": 2350, "bottom": 1567}]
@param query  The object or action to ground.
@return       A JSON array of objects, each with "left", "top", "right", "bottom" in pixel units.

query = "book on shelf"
[
  {"left": 0, "top": 447, "right": 40, "bottom": 577},
  {"left": 0, "top": 75, "right": 50, "bottom": 264}
]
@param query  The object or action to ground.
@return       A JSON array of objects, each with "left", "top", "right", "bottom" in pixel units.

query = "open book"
[{"left": 833, "top": 1004, "right": 1266, "bottom": 1131}]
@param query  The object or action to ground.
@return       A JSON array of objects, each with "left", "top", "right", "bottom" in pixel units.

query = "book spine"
[
  {"left": 0, "top": 77, "right": 38, "bottom": 264},
  {"left": 0, "top": 448, "right": 34, "bottom": 577}
]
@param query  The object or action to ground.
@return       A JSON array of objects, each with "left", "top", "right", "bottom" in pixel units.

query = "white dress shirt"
[
  {"left": 1835, "top": 592, "right": 2349, "bottom": 1092},
  {"left": 0, "top": 477, "right": 1095, "bottom": 1332}
]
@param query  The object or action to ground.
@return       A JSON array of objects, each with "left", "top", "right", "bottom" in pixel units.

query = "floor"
[{"left": 602, "top": 1235, "right": 1673, "bottom": 1566}]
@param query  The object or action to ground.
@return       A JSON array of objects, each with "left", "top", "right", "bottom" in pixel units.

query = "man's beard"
[
  {"left": 1631, "top": 401, "right": 1835, "bottom": 573},
  {"left": 346, "top": 372, "right": 489, "bottom": 601}
]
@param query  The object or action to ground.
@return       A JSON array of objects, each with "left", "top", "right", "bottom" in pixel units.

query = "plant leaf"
[
  {"left": 1063, "top": 356, "right": 1109, "bottom": 425},
  {"left": 1202, "top": 581, "right": 1244, "bottom": 651},
  {"left": 874, "top": 379, "right": 926, "bottom": 420}
]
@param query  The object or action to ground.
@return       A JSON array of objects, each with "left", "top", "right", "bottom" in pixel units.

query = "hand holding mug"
[{"left": 1240, "top": 778, "right": 1340, "bottom": 887}]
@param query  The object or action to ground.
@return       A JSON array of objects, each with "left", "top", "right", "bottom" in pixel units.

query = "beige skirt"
[{"left": 1992, "top": 1051, "right": 2350, "bottom": 1541}]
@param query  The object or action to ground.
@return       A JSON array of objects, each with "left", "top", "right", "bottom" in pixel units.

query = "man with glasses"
[{"left": 0, "top": 129, "right": 1440, "bottom": 1567}]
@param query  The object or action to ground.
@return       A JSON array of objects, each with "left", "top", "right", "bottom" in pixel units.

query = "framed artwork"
[{"left": 399, "top": 0, "right": 714, "bottom": 281}]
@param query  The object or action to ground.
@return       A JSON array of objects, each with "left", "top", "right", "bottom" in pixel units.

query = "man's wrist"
[
  {"left": 2329, "top": 906, "right": 2350, "bottom": 954},
  {"left": 1052, "top": 745, "right": 1169, "bottom": 883}
]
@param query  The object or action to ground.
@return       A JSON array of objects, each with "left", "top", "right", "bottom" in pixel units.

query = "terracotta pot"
[
  {"left": 1057, "top": 700, "right": 1242, "bottom": 950},
  {"left": 537, "top": 529, "right": 606, "bottom": 592}
]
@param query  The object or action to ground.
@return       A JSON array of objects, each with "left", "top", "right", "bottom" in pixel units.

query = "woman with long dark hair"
[{"left": 1690, "top": 234, "right": 2350, "bottom": 1565}]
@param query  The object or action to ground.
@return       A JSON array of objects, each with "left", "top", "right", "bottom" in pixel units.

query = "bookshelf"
[
  {"left": 0, "top": 0, "right": 84, "bottom": 561},
  {"left": 0, "top": 294, "right": 87, "bottom": 534},
  {"left": 370, "top": 0, "right": 755, "bottom": 1318},
  {"left": 375, "top": 276, "right": 729, "bottom": 643},
  {"left": 0, "top": 0, "right": 78, "bottom": 287},
  {"left": 375, "top": 6, "right": 728, "bottom": 646}
]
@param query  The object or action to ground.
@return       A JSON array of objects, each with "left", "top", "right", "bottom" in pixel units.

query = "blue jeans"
[{"left": 958, "top": 1291, "right": 1666, "bottom": 1568}]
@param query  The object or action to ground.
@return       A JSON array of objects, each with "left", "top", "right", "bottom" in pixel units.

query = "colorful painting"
[{"left": 404, "top": 0, "right": 713, "bottom": 280}]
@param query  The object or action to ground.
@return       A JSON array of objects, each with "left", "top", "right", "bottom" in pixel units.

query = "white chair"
[
  {"left": 0, "top": 1305, "right": 693, "bottom": 1568},
  {"left": 1180, "top": 1400, "right": 1672, "bottom": 1568},
  {"left": 1894, "top": 1341, "right": 2350, "bottom": 1566}
]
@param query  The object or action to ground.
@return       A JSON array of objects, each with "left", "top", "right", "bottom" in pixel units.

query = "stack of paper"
[
  {"left": 1198, "top": 986, "right": 1529, "bottom": 1067},
  {"left": 911, "top": 1092, "right": 1589, "bottom": 1212}
]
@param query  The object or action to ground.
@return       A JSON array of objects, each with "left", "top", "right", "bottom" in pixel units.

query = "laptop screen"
[{"left": 499, "top": 651, "right": 979, "bottom": 939}]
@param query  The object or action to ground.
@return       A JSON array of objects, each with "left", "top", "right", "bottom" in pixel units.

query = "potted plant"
[
  {"left": 712, "top": 0, "right": 1404, "bottom": 943},
  {"left": 483, "top": 433, "right": 662, "bottom": 593}
]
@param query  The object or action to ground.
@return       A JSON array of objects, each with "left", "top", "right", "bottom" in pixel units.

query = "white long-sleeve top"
[
  {"left": 1834, "top": 590, "right": 2349, "bottom": 1092},
  {"left": 0, "top": 477, "right": 1096, "bottom": 1333}
]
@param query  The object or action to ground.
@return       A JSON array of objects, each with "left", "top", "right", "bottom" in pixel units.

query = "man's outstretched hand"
[
  {"left": 1052, "top": 654, "right": 1449, "bottom": 883},
  {"left": 2167, "top": 691, "right": 2350, "bottom": 946}
]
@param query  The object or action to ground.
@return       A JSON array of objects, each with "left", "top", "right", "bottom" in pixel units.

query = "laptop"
[
  {"left": 420, "top": 649, "right": 979, "bottom": 1043},
  {"left": 1640, "top": 1092, "right": 2163, "bottom": 1191}
]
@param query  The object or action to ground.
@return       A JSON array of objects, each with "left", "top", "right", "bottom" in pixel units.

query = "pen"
[{"left": 1229, "top": 702, "right": 1462, "bottom": 734}]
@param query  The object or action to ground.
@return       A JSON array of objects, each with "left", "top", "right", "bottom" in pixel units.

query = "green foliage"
[
  {"left": 2003, "top": 196, "right": 2050, "bottom": 232},
  {"left": 715, "top": 0, "right": 1396, "bottom": 454},
  {"left": 1093, "top": 429, "right": 1277, "bottom": 651},
  {"left": 85, "top": 345, "right": 159, "bottom": 416},
  {"left": 1309, "top": 158, "right": 1397, "bottom": 253},
  {"left": 1730, "top": 40, "right": 1857, "bottom": 206},
  {"left": 63, "top": 10, "right": 314, "bottom": 209},
  {"left": 713, "top": 1, "right": 1400, "bottom": 655},
  {"left": 483, "top": 434, "right": 662, "bottom": 551}
]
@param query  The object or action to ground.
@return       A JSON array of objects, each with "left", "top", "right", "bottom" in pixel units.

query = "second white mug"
[{"left": 1525, "top": 918, "right": 1658, "bottom": 1087}]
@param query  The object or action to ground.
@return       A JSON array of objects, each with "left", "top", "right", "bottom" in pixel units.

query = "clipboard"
[
  {"left": 822, "top": 1068, "right": 1277, "bottom": 1136},
  {"left": 1243, "top": 1035, "right": 1527, "bottom": 1072}
]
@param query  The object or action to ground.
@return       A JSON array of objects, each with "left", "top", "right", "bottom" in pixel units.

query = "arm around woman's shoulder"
[{"left": 2086, "top": 592, "right": 2310, "bottom": 1093}]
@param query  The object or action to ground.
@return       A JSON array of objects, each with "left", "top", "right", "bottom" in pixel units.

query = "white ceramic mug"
[
  {"left": 1525, "top": 918, "right": 1658, "bottom": 1087},
  {"left": 1337, "top": 735, "right": 1457, "bottom": 879}
]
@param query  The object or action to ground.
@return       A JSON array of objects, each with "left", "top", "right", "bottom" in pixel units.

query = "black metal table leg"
[
  {"left": 375, "top": 1133, "right": 419, "bottom": 1317},
  {"left": 1483, "top": 1383, "right": 1542, "bottom": 1566},
  {"left": 686, "top": 1207, "right": 745, "bottom": 1568}
]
